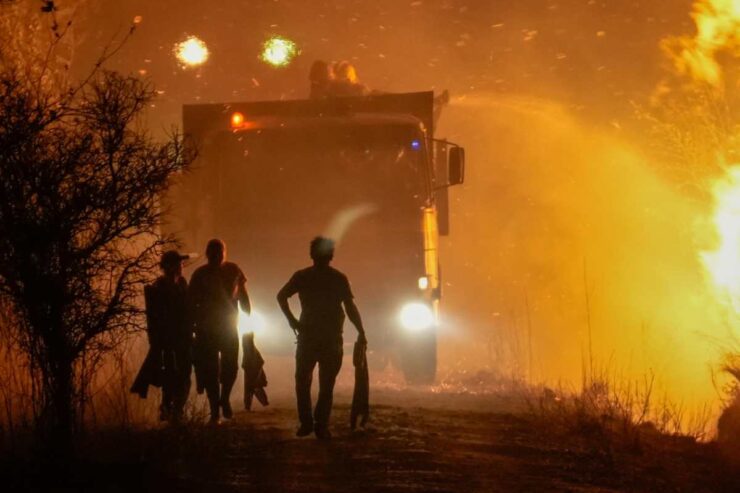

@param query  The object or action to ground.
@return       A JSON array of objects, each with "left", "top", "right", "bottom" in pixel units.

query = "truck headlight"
[
  {"left": 238, "top": 308, "right": 266, "bottom": 335},
  {"left": 399, "top": 303, "right": 434, "bottom": 332}
]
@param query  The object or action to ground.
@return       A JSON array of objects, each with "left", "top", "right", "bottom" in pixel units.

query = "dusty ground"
[{"left": 8, "top": 387, "right": 737, "bottom": 493}]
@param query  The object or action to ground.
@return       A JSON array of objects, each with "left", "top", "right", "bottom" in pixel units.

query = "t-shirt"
[
  {"left": 280, "top": 265, "right": 353, "bottom": 342},
  {"left": 189, "top": 261, "right": 246, "bottom": 332}
]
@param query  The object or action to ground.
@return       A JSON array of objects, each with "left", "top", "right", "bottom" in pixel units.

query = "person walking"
[
  {"left": 277, "top": 236, "right": 367, "bottom": 439},
  {"left": 189, "top": 239, "right": 251, "bottom": 423},
  {"left": 132, "top": 250, "right": 192, "bottom": 422}
]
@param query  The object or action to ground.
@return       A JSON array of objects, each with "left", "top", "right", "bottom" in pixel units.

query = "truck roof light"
[{"left": 231, "top": 112, "right": 245, "bottom": 128}]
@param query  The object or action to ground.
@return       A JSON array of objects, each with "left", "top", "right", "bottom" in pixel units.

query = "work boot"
[
  {"left": 221, "top": 399, "right": 233, "bottom": 420},
  {"left": 314, "top": 426, "right": 332, "bottom": 440},
  {"left": 209, "top": 402, "right": 220, "bottom": 424},
  {"left": 296, "top": 423, "right": 313, "bottom": 437}
]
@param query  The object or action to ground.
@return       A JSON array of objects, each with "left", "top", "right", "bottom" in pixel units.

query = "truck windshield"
[
  {"left": 213, "top": 123, "right": 427, "bottom": 236},
  {"left": 231, "top": 124, "right": 425, "bottom": 204}
]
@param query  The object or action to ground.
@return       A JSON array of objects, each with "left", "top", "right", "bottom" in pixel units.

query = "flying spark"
[
  {"left": 260, "top": 36, "right": 299, "bottom": 67},
  {"left": 175, "top": 36, "right": 209, "bottom": 67}
]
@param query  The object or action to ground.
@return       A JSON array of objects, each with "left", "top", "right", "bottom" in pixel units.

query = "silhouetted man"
[
  {"left": 277, "top": 236, "right": 367, "bottom": 439},
  {"left": 189, "top": 239, "right": 251, "bottom": 423},
  {"left": 133, "top": 250, "right": 192, "bottom": 421}
]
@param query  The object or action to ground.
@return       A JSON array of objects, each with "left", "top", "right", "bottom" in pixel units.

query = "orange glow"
[{"left": 230, "top": 112, "right": 244, "bottom": 128}]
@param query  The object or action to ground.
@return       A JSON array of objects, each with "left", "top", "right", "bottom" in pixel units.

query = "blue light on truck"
[{"left": 411, "top": 139, "right": 421, "bottom": 150}]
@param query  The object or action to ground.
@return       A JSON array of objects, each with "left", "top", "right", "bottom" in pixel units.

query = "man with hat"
[{"left": 133, "top": 250, "right": 192, "bottom": 421}]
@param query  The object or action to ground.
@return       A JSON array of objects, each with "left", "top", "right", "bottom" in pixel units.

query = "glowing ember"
[
  {"left": 174, "top": 36, "right": 209, "bottom": 67},
  {"left": 260, "top": 36, "right": 298, "bottom": 67},
  {"left": 702, "top": 166, "right": 740, "bottom": 310}
]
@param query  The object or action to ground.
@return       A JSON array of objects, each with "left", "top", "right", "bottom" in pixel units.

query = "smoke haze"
[
  {"left": 439, "top": 95, "right": 731, "bottom": 410},
  {"left": 51, "top": 0, "right": 738, "bottom": 420}
]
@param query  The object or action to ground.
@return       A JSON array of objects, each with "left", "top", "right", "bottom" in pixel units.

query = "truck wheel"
[
  {"left": 366, "top": 347, "right": 390, "bottom": 372},
  {"left": 400, "top": 332, "right": 437, "bottom": 385},
  {"left": 403, "top": 358, "right": 436, "bottom": 385}
]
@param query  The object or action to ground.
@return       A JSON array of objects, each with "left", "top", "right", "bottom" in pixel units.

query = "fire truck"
[{"left": 168, "top": 92, "right": 464, "bottom": 383}]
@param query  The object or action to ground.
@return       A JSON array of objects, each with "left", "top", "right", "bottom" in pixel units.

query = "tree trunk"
[
  {"left": 51, "top": 362, "right": 74, "bottom": 450},
  {"left": 38, "top": 354, "right": 76, "bottom": 461}
]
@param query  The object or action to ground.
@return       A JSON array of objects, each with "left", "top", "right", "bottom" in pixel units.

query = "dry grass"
[
  {"left": 0, "top": 328, "right": 219, "bottom": 457},
  {"left": 519, "top": 364, "right": 716, "bottom": 469}
]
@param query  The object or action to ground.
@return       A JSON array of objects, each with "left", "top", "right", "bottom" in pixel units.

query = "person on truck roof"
[
  {"left": 309, "top": 60, "right": 334, "bottom": 99},
  {"left": 330, "top": 61, "right": 368, "bottom": 97},
  {"left": 189, "top": 239, "right": 251, "bottom": 424},
  {"left": 277, "top": 236, "right": 367, "bottom": 440}
]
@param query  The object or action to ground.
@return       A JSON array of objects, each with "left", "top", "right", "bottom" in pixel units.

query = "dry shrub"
[
  {"left": 717, "top": 352, "right": 740, "bottom": 464},
  {"left": 0, "top": 325, "right": 212, "bottom": 456},
  {"left": 522, "top": 362, "right": 712, "bottom": 461}
]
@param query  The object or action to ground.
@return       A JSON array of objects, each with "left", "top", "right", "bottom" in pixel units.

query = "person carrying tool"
[
  {"left": 189, "top": 239, "right": 251, "bottom": 423},
  {"left": 277, "top": 236, "right": 367, "bottom": 439}
]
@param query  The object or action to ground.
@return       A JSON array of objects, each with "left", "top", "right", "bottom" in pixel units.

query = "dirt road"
[{"left": 68, "top": 389, "right": 735, "bottom": 493}]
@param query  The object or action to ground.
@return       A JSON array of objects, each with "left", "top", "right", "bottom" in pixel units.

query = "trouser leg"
[
  {"left": 172, "top": 346, "right": 192, "bottom": 416},
  {"left": 219, "top": 336, "right": 239, "bottom": 406},
  {"left": 254, "top": 387, "right": 269, "bottom": 406},
  {"left": 295, "top": 344, "right": 318, "bottom": 427},
  {"left": 314, "top": 345, "right": 343, "bottom": 430},
  {"left": 161, "top": 350, "right": 177, "bottom": 417},
  {"left": 200, "top": 344, "right": 220, "bottom": 418}
]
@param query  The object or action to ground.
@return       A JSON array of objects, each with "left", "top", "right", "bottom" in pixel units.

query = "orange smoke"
[
  {"left": 429, "top": 0, "right": 740, "bottom": 430},
  {"left": 436, "top": 95, "right": 728, "bottom": 423}
]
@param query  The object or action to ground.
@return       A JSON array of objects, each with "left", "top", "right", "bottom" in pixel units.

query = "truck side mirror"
[{"left": 448, "top": 147, "right": 465, "bottom": 186}]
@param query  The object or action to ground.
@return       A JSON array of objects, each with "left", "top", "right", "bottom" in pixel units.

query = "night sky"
[{"left": 73, "top": 1, "right": 694, "bottom": 132}]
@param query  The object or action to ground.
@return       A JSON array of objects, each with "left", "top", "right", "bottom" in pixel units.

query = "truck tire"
[{"left": 400, "top": 331, "right": 437, "bottom": 385}]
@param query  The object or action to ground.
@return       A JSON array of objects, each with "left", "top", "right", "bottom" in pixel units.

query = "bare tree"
[
  {"left": 0, "top": 1, "right": 86, "bottom": 77},
  {"left": 0, "top": 63, "right": 193, "bottom": 453}
]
